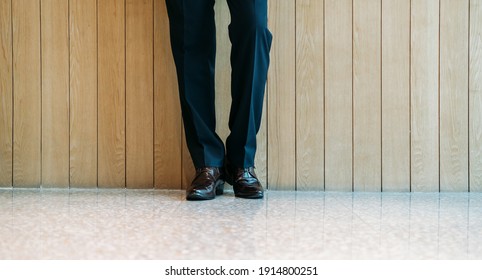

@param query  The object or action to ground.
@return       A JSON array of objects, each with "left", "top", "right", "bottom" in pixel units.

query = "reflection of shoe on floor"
[
  {"left": 186, "top": 167, "right": 224, "bottom": 201},
  {"left": 225, "top": 164, "right": 264, "bottom": 199}
]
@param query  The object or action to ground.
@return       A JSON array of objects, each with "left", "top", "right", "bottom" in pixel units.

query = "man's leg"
[
  {"left": 165, "top": 0, "right": 225, "bottom": 168},
  {"left": 225, "top": 0, "right": 272, "bottom": 169},
  {"left": 225, "top": 0, "right": 272, "bottom": 199},
  {"left": 166, "top": 0, "right": 225, "bottom": 200}
]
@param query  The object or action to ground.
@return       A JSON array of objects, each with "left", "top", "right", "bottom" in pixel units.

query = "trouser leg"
[
  {"left": 165, "top": 0, "right": 225, "bottom": 168},
  {"left": 225, "top": 0, "right": 272, "bottom": 168}
]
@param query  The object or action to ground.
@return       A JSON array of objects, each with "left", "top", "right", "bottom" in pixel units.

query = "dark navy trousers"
[{"left": 165, "top": 0, "right": 272, "bottom": 169}]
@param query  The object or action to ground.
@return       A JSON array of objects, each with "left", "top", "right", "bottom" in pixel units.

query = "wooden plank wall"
[
  {"left": 324, "top": 0, "right": 352, "bottom": 191},
  {"left": 0, "top": 0, "right": 481, "bottom": 192},
  {"left": 70, "top": 0, "right": 97, "bottom": 187},
  {"left": 42, "top": 0, "right": 69, "bottom": 187}
]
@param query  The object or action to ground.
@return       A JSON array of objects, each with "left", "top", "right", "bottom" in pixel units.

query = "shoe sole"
[
  {"left": 234, "top": 192, "right": 264, "bottom": 199},
  {"left": 186, "top": 193, "right": 215, "bottom": 201}
]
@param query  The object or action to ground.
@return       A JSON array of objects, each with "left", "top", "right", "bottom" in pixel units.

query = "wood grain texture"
[
  {"left": 41, "top": 0, "right": 69, "bottom": 187},
  {"left": 0, "top": 0, "right": 12, "bottom": 187},
  {"left": 70, "top": 0, "right": 98, "bottom": 187},
  {"left": 440, "top": 0, "right": 469, "bottom": 192},
  {"left": 267, "top": 0, "right": 296, "bottom": 190},
  {"left": 295, "top": 0, "right": 324, "bottom": 191},
  {"left": 470, "top": 0, "right": 482, "bottom": 191},
  {"left": 324, "top": 0, "right": 353, "bottom": 191},
  {"left": 214, "top": 0, "right": 231, "bottom": 144},
  {"left": 12, "top": 0, "right": 41, "bottom": 187},
  {"left": 126, "top": 0, "right": 153, "bottom": 188},
  {"left": 353, "top": 0, "right": 381, "bottom": 191},
  {"left": 98, "top": 0, "right": 125, "bottom": 188},
  {"left": 411, "top": 0, "right": 439, "bottom": 192},
  {"left": 381, "top": 0, "right": 410, "bottom": 191},
  {"left": 2, "top": 0, "right": 481, "bottom": 190},
  {"left": 154, "top": 0, "right": 181, "bottom": 189}
]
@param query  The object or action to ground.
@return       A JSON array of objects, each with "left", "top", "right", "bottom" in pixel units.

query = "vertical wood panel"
[
  {"left": 12, "top": 0, "right": 41, "bottom": 187},
  {"left": 325, "top": 0, "right": 353, "bottom": 191},
  {"left": 353, "top": 0, "right": 381, "bottom": 191},
  {"left": 70, "top": 0, "right": 97, "bottom": 187},
  {"left": 296, "top": 0, "right": 324, "bottom": 191},
  {"left": 154, "top": 0, "right": 181, "bottom": 189},
  {"left": 214, "top": 0, "right": 230, "bottom": 144},
  {"left": 470, "top": 0, "right": 482, "bottom": 191},
  {"left": 126, "top": 0, "right": 153, "bottom": 188},
  {"left": 98, "top": 0, "right": 125, "bottom": 188},
  {"left": 154, "top": 0, "right": 182, "bottom": 189},
  {"left": 440, "top": 0, "right": 469, "bottom": 192},
  {"left": 381, "top": 0, "right": 410, "bottom": 191},
  {"left": 0, "top": 0, "right": 13, "bottom": 187},
  {"left": 411, "top": 0, "right": 439, "bottom": 191},
  {"left": 268, "top": 0, "right": 296, "bottom": 190},
  {"left": 41, "top": 0, "right": 69, "bottom": 187}
]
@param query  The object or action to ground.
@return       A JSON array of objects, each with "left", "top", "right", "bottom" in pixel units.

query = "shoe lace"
[{"left": 194, "top": 167, "right": 215, "bottom": 181}]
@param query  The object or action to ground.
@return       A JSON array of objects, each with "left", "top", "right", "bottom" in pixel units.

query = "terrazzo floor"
[{"left": 0, "top": 187, "right": 481, "bottom": 259}]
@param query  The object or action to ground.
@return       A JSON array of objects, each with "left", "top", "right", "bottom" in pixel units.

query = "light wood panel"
[
  {"left": 470, "top": 0, "right": 482, "bottom": 191},
  {"left": 126, "top": 0, "right": 153, "bottom": 188},
  {"left": 41, "top": 0, "right": 69, "bottom": 187},
  {"left": 324, "top": 0, "right": 353, "bottom": 191},
  {"left": 381, "top": 0, "right": 410, "bottom": 191},
  {"left": 98, "top": 0, "right": 125, "bottom": 188},
  {"left": 411, "top": 0, "right": 439, "bottom": 192},
  {"left": 214, "top": 0, "right": 231, "bottom": 144},
  {"left": 12, "top": 0, "right": 41, "bottom": 187},
  {"left": 296, "top": 0, "right": 324, "bottom": 191},
  {"left": 440, "top": 0, "right": 469, "bottom": 192},
  {"left": 154, "top": 0, "right": 181, "bottom": 189},
  {"left": 154, "top": 0, "right": 179, "bottom": 188},
  {"left": 0, "top": 0, "right": 12, "bottom": 187},
  {"left": 268, "top": 0, "right": 296, "bottom": 190},
  {"left": 353, "top": 0, "right": 381, "bottom": 191},
  {"left": 70, "top": 0, "right": 98, "bottom": 187}
]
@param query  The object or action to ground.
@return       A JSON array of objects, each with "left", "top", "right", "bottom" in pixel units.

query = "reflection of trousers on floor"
[{"left": 165, "top": 0, "right": 272, "bottom": 169}]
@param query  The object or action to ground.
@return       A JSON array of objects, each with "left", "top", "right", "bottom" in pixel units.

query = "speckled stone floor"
[{"left": 0, "top": 188, "right": 481, "bottom": 259}]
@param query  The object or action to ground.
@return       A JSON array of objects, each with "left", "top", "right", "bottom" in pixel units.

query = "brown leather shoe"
[
  {"left": 225, "top": 164, "right": 264, "bottom": 199},
  {"left": 186, "top": 167, "right": 224, "bottom": 201}
]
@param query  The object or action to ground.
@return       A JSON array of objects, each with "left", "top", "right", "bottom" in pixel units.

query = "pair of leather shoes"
[
  {"left": 186, "top": 167, "right": 224, "bottom": 201},
  {"left": 225, "top": 163, "right": 264, "bottom": 199}
]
